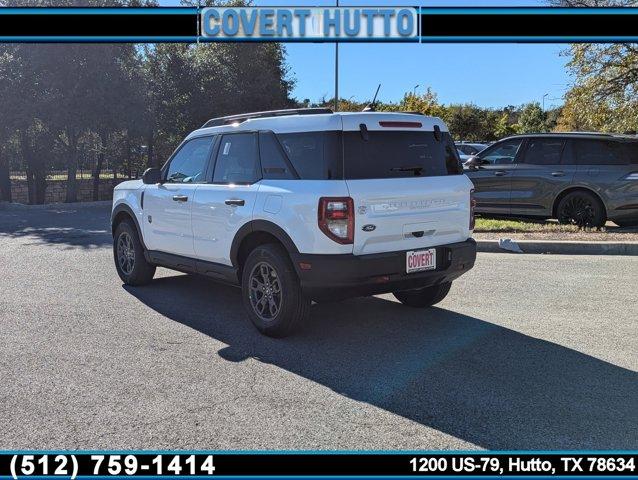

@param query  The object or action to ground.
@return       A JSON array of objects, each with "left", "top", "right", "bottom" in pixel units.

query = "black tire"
[
  {"left": 393, "top": 282, "right": 452, "bottom": 308},
  {"left": 241, "top": 243, "right": 310, "bottom": 337},
  {"left": 614, "top": 220, "right": 638, "bottom": 228},
  {"left": 113, "top": 220, "right": 156, "bottom": 286},
  {"left": 556, "top": 191, "right": 606, "bottom": 228}
]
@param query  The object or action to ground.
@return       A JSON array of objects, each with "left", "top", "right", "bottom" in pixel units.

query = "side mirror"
[
  {"left": 142, "top": 168, "right": 162, "bottom": 185},
  {"left": 465, "top": 156, "right": 482, "bottom": 170}
]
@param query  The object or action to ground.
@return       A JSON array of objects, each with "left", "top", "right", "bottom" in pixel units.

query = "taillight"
[
  {"left": 318, "top": 197, "right": 354, "bottom": 244},
  {"left": 469, "top": 188, "right": 476, "bottom": 230}
]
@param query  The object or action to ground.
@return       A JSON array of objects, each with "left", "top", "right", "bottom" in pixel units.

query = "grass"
[{"left": 474, "top": 217, "right": 581, "bottom": 233}]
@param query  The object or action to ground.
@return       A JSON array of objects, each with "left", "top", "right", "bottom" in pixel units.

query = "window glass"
[
  {"left": 523, "top": 138, "right": 564, "bottom": 165},
  {"left": 622, "top": 142, "right": 638, "bottom": 164},
  {"left": 165, "top": 136, "right": 214, "bottom": 183},
  {"left": 445, "top": 137, "right": 464, "bottom": 175},
  {"left": 573, "top": 139, "right": 628, "bottom": 165},
  {"left": 343, "top": 131, "right": 460, "bottom": 179},
  {"left": 258, "top": 132, "right": 295, "bottom": 180},
  {"left": 276, "top": 131, "right": 343, "bottom": 180},
  {"left": 457, "top": 145, "right": 479, "bottom": 155},
  {"left": 479, "top": 139, "right": 522, "bottom": 165},
  {"left": 213, "top": 133, "right": 260, "bottom": 184}
]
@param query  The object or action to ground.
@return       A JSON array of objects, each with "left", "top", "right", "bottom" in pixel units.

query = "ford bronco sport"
[{"left": 111, "top": 108, "right": 477, "bottom": 337}]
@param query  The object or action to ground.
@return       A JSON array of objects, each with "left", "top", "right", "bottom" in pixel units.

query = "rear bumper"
[{"left": 290, "top": 239, "right": 477, "bottom": 301}]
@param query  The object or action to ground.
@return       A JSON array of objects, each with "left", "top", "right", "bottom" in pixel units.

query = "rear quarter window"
[
  {"left": 276, "top": 131, "right": 343, "bottom": 180},
  {"left": 573, "top": 139, "right": 629, "bottom": 165}
]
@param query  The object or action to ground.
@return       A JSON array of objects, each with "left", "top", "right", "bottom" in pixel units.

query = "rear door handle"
[
  {"left": 551, "top": 171, "right": 565, "bottom": 177},
  {"left": 494, "top": 170, "right": 508, "bottom": 176},
  {"left": 225, "top": 199, "right": 245, "bottom": 207},
  {"left": 172, "top": 195, "right": 188, "bottom": 202}
]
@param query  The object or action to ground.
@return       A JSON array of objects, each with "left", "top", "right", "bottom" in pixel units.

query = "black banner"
[
  {"left": 0, "top": 7, "right": 198, "bottom": 42},
  {"left": 0, "top": 453, "right": 636, "bottom": 477},
  {"left": 2, "top": 7, "right": 638, "bottom": 42},
  {"left": 418, "top": 7, "right": 638, "bottom": 42}
]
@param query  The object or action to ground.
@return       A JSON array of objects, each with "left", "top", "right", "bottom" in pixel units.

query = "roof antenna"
[{"left": 363, "top": 84, "right": 381, "bottom": 112}]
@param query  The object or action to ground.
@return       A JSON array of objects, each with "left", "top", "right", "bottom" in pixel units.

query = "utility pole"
[{"left": 334, "top": 0, "right": 339, "bottom": 111}]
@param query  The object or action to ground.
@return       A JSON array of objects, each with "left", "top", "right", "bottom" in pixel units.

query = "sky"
[{"left": 162, "top": 0, "right": 572, "bottom": 109}]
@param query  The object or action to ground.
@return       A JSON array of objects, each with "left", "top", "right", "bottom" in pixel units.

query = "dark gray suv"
[{"left": 464, "top": 133, "right": 638, "bottom": 227}]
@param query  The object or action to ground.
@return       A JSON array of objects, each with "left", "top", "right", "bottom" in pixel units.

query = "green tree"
[
  {"left": 494, "top": 112, "right": 516, "bottom": 138},
  {"left": 399, "top": 88, "right": 444, "bottom": 117},
  {"left": 515, "top": 102, "right": 548, "bottom": 134},
  {"left": 552, "top": 0, "right": 638, "bottom": 132}
]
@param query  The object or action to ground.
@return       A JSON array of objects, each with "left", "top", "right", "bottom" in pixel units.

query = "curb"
[
  {"left": 2, "top": 200, "right": 112, "bottom": 210},
  {"left": 477, "top": 239, "right": 638, "bottom": 256}
]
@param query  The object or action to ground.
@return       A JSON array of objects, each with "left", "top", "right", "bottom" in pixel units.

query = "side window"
[
  {"left": 466, "top": 145, "right": 479, "bottom": 155},
  {"left": 258, "top": 132, "right": 295, "bottom": 180},
  {"left": 276, "top": 131, "right": 343, "bottom": 180},
  {"left": 478, "top": 139, "right": 522, "bottom": 165},
  {"left": 522, "top": 138, "right": 564, "bottom": 165},
  {"left": 213, "top": 133, "right": 260, "bottom": 184},
  {"left": 573, "top": 139, "right": 628, "bottom": 165},
  {"left": 165, "top": 136, "right": 214, "bottom": 183}
]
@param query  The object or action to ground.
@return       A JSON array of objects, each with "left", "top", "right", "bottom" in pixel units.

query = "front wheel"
[
  {"left": 556, "top": 191, "right": 606, "bottom": 228},
  {"left": 113, "top": 220, "right": 156, "bottom": 286},
  {"left": 393, "top": 282, "right": 452, "bottom": 308},
  {"left": 241, "top": 244, "right": 310, "bottom": 337}
]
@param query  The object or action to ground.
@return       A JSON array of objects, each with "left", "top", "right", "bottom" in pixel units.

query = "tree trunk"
[
  {"left": 65, "top": 132, "right": 79, "bottom": 203},
  {"left": 20, "top": 129, "right": 46, "bottom": 205},
  {"left": 0, "top": 150, "right": 11, "bottom": 203},
  {"left": 93, "top": 131, "right": 106, "bottom": 201},
  {"left": 35, "top": 170, "right": 46, "bottom": 204},
  {"left": 147, "top": 132, "right": 157, "bottom": 168}
]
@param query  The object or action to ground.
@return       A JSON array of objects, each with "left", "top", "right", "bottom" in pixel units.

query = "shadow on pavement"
[
  {"left": 126, "top": 274, "right": 638, "bottom": 450},
  {"left": 0, "top": 204, "right": 112, "bottom": 249}
]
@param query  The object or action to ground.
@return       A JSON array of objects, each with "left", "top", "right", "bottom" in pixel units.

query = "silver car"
[
  {"left": 464, "top": 133, "right": 638, "bottom": 228},
  {"left": 456, "top": 142, "right": 488, "bottom": 162}
]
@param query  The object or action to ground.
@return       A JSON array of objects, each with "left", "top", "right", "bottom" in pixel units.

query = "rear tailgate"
[
  {"left": 340, "top": 113, "right": 472, "bottom": 256},
  {"left": 347, "top": 176, "right": 472, "bottom": 255}
]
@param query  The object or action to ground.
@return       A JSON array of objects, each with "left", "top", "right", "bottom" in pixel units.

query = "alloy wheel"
[
  {"left": 558, "top": 196, "right": 596, "bottom": 228},
  {"left": 248, "top": 261, "right": 282, "bottom": 321},
  {"left": 117, "top": 232, "right": 135, "bottom": 275}
]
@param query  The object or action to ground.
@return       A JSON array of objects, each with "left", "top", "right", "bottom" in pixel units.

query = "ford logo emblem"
[{"left": 362, "top": 224, "right": 376, "bottom": 232}]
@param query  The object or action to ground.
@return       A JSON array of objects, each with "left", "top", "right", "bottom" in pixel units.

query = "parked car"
[
  {"left": 111, "top": 108, "right": 477, "bottom": 337},
  {"left": 456, "top": 142, "right": 488, "bottom": 161},
  {"left": 464, "top": 133, "right": 638, "bottom": 228}
]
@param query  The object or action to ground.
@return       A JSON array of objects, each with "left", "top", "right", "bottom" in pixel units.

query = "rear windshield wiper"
[{"left": 390, "top": 165, "right": 423, "bottom": 176}]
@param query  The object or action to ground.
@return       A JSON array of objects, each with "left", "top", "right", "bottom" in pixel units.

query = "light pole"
[
  {"left": 413, "top": 84, "right": 420, "bottom": 96},
  {"left": 334, "top": 0, "right": 339, "bottom": 111},
  {"left": 542, "top": 93, "right": 549, "bottom": 112}
]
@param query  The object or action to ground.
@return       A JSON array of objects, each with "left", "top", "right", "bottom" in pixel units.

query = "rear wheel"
[
  {"left": 241, "top": 244, "right": 310, "bottom": 337},
  {"left": 556, "top": 191, "right": 606, "bottom": 228},
  {"left": 113, "top": 220, "right": 156, "bottom": 286},
  {"left": 393, "top": 282, "right": 452, "bottom": 308}
]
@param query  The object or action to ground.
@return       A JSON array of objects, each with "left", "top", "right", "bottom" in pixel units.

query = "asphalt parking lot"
[{"left": 1, "top": 203, "right": 636, "bottom": 450}]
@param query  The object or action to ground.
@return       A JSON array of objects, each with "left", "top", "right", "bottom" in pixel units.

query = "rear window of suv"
[
  {"left": 343, "top": 130, "right": 462, "bottom": 180},
  {"left": 275, "top": 129, "right": 463, "bottom": 180}
]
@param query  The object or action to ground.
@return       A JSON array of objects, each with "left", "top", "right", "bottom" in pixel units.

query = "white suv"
[{"left": 111, "top": 108, "right": 477, "bottom": 337}]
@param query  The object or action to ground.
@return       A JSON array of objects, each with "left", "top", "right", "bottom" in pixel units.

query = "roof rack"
[{"left": 202, "top": 108, "right": 334, "bottom": 128}]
